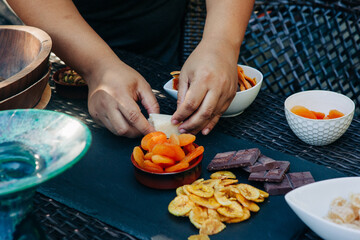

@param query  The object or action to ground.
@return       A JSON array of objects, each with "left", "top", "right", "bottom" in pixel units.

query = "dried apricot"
[
  {"left": 169, "top": 133, "right": 180, "bottom": 145},
  {"left": 141, "top": 131, "right": 167, "bottom": 151},
  {"left": 178, "top": 134, "right": 196, "bottom": 146},
  {"left": 143, "top": 160, "right": 164, "bottom": 173},
  {"left": 165, "top": 161, "right": 189, "bottom": 173},
  {"left": 152, "top": 154, "right": 176, "bottom": 168},
  {"left": 152, "top": 142, "right": 185, "bottom": 161},
  {"left": 132, "top": 146, "right": 145, "bottom": 168},
  {"left": 290, "top": 106, "right": 317, "bottom": 119},
  {"left": 311, "top": 111, "right": 325, "bottom": 119},
  {"left": 181, "top": 146, "right": 204, "bottom": 164},
  {"left": 327, "top": 109, "right": 345, "bottom": 119}
]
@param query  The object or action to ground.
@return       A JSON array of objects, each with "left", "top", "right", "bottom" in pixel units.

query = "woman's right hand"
[{"left": 86, "top": 62, "right": 160, "bottom": 138}]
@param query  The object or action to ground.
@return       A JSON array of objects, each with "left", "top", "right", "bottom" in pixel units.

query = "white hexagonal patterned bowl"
[{"left": 284, "top": 90, "right": 355, "bottom": 146}]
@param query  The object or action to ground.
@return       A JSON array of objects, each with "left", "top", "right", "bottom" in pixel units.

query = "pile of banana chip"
[{"left": 168, "top": 171, "right": 269, "bottom": 239}]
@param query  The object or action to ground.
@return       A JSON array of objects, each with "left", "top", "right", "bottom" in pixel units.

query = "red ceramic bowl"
[
  {"left": 53, "top": 67, "right": 88, "bottom": 99},
  {"left": 131, "top": 146, "right": 203, "bottom": 190}
]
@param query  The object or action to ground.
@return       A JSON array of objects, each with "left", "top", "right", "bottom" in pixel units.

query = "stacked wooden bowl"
[{"left": 0, "top": 25, "right": 52, "bottom": 110}]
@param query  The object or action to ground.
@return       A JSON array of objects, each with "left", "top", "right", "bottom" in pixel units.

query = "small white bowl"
[
  {"left": 163, "top": 65, "right": 263, "bottom": 117},
  {"left": 284, "top": 90, "right": 355, "bottom": 146},
  {"left": 285, "top": 177, "right": 360, "bottom": 240}
]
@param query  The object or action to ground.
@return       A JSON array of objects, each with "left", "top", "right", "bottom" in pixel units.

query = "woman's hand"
[
  {"left": 171, "top": 0, "right": 254, "bottom": 136},
  {"left": 87, "top": 62, "right": 160, "bottom": 138},
  {"left": 172, "top": 38, "right": 238, "bottom": 135}
]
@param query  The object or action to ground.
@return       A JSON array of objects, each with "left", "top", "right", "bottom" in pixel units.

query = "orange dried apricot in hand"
[
  {"left": 327, "top": 109, "right": 345, "bottom": 119},
  {"left": 290, "top": 106, "right": 317, "bottom": 119}
]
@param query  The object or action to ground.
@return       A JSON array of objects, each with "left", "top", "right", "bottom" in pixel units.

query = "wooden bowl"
[
  {"left": 0, "top": 25, "right": 52, "bottom": 101},
  {"left": 53, "top": 67, "right": 88, "bottom": 99},
  {"left": 0, "top": 69, "right": 50, "bottom": 110}
]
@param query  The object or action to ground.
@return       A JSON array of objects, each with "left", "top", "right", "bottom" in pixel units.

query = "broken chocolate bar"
[
  {"left": 243, "top": 154, "right": 277, "bottom": 173},
  {"left": 207, "top": 148, "right": 260, "bottom": 171},
  {"left": 264, "top": 171, "right": 315, "bottom": 195},
  {"left": 248, "top": 161, "right": 290, "bottom": 182}
]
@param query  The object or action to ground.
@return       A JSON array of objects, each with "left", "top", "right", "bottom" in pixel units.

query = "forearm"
[
  {"left": 7, "top": 0, "right": 122, "bottom": 83},
  {"left": 203, "top": 0, "right": 254, "bottom": 59}
]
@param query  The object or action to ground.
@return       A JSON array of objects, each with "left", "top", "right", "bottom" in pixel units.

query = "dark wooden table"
[{"left": 26, "top": 50, "right": 360, "bottom": 240}]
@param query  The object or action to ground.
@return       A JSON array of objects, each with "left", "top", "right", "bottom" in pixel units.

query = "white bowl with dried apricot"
[
  {"left": 163, "top": 65, "right": 263, "bottom": 117},
  {"left": 284, "top": 90, "right": 355, "bottom": 146},
  {"left": 131, "top": 131, "right": 204, "bottom": 189}
]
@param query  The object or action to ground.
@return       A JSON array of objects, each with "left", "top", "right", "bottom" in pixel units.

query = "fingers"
[
  {"left": 176, "top": 89, "right": 227, "bottom": 135},
  {"left": 88, "top": 88, "right": 156, "bottom": 138},
  {"left": 176, "top": 72, "right": 189, "bottom": 108},
  {"left": 139, "top": 84, "right": 160, "bottom": 114},
  {"left": 117, "top": 99, "right": 155, "bottom": 137},
  {"left": 172, "top": 80, "right": 207, "bottom": 125}
]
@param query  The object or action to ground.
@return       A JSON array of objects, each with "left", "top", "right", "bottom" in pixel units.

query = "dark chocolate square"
[
  {"left": 264, "top": 171, "right": 315, "bottom": 195},
  {"left": 207, "top": 148, "right": 260, "bottom": 171},
  {"left": 243, "top": 154, "right": 276, "bottom": 173},
  {"left": 248, "top": 161, "right": 290, "bottom": 182},
  {"left": 264, "top": 176, "right": 293, "bottom": 195},
  {"left": 288, "top": 172, "right": 315, "bottom": 189}
]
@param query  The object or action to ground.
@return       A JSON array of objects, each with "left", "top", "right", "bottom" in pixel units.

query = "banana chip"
[
  {"left": 210, "top": 171, "right": 236, "bottom": 179},
  {"left": 236, "top": 193, "right": 260, "bottom": 212},
  {"left": 182, "top": 184, "right": 192, "bottom": 195},
  {"left": 225, "top": 207, "right": 251, "bottom": 223},
  {"left": 253, "top": 197, "right": 265, "bottom": 203},
  {"left": 259, "top": 189, "right": 270, "bottom": 198},
  {"left": 217, "top": 179, "right": 238, "bottom": 188},
  {"left": 214, "top": 187, "right": 234, "bottom": 206},
  {"left": 187, "top": 183, "right": 214, "bottom": 198},
  {"left": 217, "top": 201, "right": 244, "bottom": 218},
  {"left": 188, "top": 235, "right": 210, "bottom": 240},
  {"left": 176, "top": 186, "right": 186, "bottom": 196},
  {"left": 199, "top": 218, "right": 226, "bottom": 235},
  {"left": 236, "top": 183, "right": 261, "bottom": 201},
  {"left": 189, "top": 206, "right": 209, "bottom": 229},
  {"left": 168, "top": 171, "right": 269, "bottom": 238},
  {"left": 168, "top": 195, "right": 194, "bottom": 216},
  {"left": 193, "top": 178, "right": 205, "bottom": 185},
  {"left": 201, "top": 179, "right": 221, "bottom": 188},
  {"left": 189, "top": 194, "right": 221, "bottom": 209}
]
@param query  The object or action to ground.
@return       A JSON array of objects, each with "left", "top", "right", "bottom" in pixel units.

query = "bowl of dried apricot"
[
  {"left": 131, "top": 131, "right": 204, "bottom": 189},
  {"left": 164, "top": 64, "right": 263, "bottom": 117},
  {"left": 284, "top": 90, "right": 355, "bottom": 146}
]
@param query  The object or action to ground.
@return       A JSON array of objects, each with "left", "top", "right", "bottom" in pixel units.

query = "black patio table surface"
[{"left": 30, "top": 50, "right": 360, "bottom": 240}]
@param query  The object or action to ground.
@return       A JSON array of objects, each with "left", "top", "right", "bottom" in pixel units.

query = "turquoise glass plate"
[{"left": 0, "top": 109, "right": 92, "bottom": 195}]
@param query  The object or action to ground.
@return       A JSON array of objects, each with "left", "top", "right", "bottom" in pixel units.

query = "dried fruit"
[
  {"left": 168, "top": 195, "right": 194, "bottom": 216},
  {"left": 199, "top": 218, "right": 226, "bottom": 235},
  {"left": 210, "top": 171, "right": 236, "bottom": 180},
  {"left": 168, "top": 171, "right": 269, "bottom": 238}
]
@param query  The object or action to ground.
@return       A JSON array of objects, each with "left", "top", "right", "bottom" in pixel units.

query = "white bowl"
[
  {"left": 163, "top": 65, "right": 263, "bottom": 117},
  {"left": 284, "top": 90, "right": 355, "bottom": 146},
  {"left": 285, "top": 177, "right": 360, "bottom": 240}
]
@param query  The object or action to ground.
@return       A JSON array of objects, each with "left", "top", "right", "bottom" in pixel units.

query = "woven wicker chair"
[
  {"left": 181, "top": 0, "right": 360, "bottom": 115},
  {"left": 0, "top": 1, "right": 22, "bottom": 25}
]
